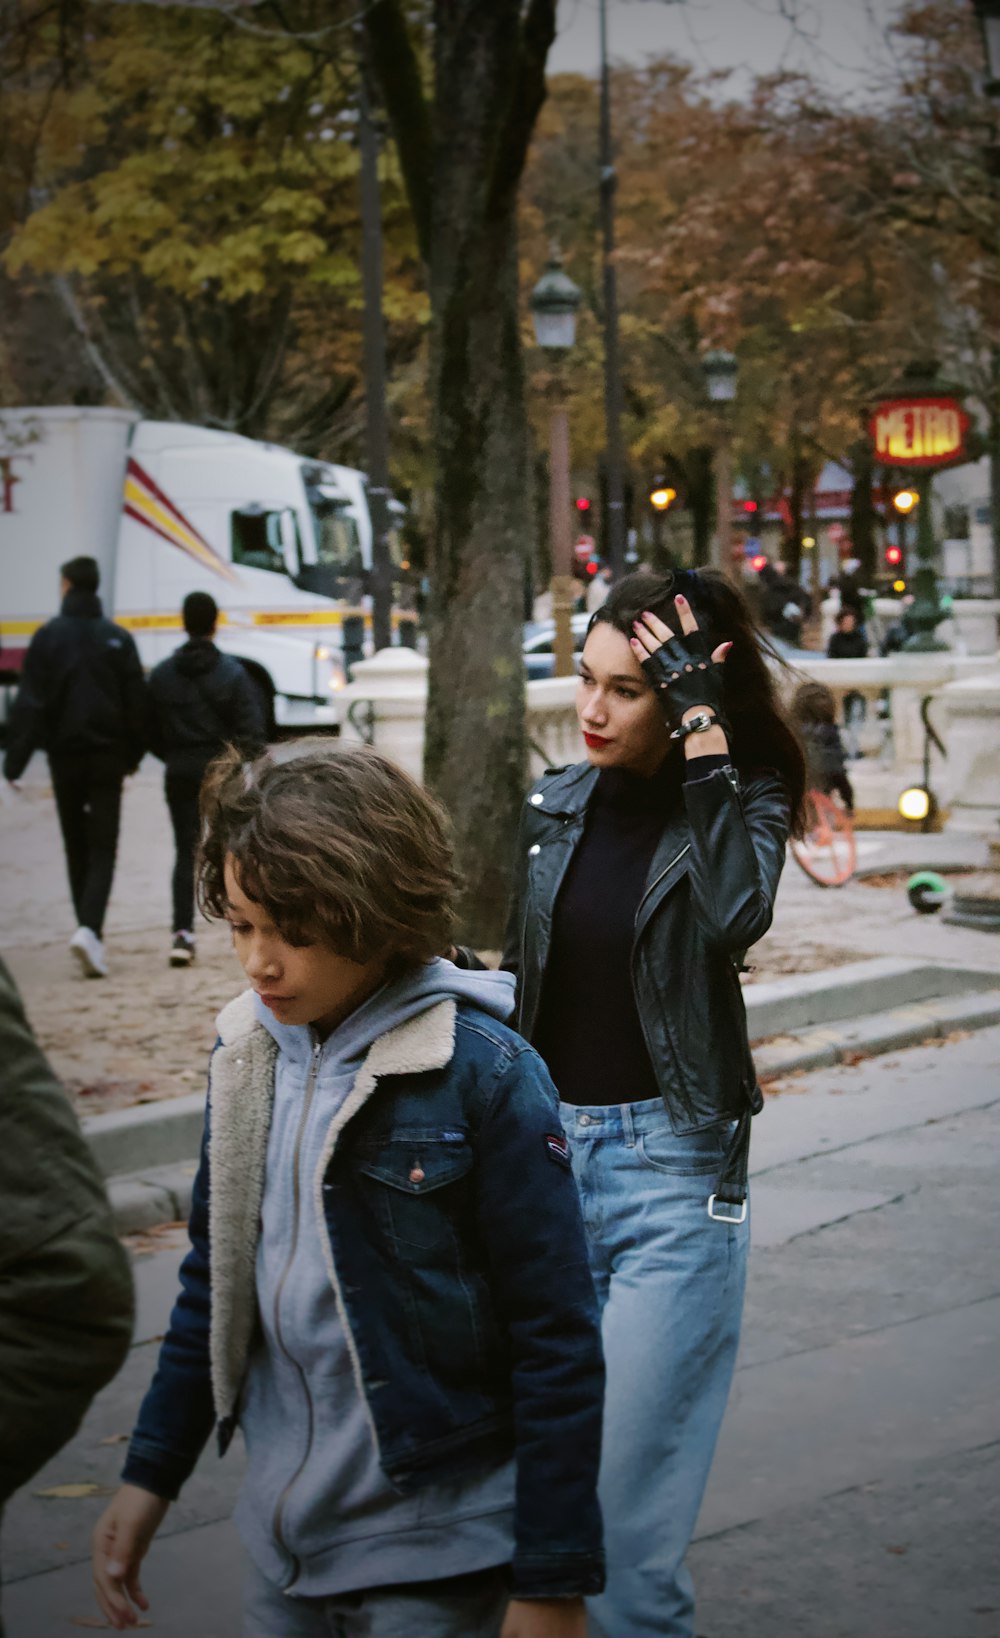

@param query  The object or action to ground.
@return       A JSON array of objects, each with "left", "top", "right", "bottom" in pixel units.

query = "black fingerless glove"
[{"left": 640, "top": 631, "right": 730, "bottom": 738}]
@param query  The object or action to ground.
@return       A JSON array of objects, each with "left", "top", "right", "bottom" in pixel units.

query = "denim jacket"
[{"left": 123, "top": 991, "right": 605, "bottom": 1600}]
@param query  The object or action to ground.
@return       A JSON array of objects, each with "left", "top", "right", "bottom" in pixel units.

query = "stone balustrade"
[{"left": 336, "top": 643, "right": 1000, "bottom": 831}]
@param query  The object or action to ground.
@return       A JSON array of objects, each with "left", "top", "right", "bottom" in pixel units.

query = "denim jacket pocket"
[{"left": 353, "top": 1134, "right": 474, "bottom": 1256}]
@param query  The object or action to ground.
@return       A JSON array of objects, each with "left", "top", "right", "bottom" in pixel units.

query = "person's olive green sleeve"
[{"left": 0, "top": 957, "right": 134, "bottom": 1505}]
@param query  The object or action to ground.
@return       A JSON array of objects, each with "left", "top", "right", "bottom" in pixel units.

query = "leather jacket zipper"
[
  {"left": 631, "top": 842, "right": 691, "bottom": 1092},
  {"left": 271, "top": 1038, "right": 322, "bottom": 1586}
]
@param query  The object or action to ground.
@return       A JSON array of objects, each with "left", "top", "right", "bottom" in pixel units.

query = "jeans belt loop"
[{"left": 621, "top": 1102, "right": 637, "bottom": 1147}]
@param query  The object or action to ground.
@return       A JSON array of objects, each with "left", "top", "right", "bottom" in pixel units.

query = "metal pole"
[
  {"left": 991, "top": 345, "right": 1000, "bottom": 599},
  {"left": 598, "top": 0, "right": 626, "bottom": 580},
  {"left": 549, "top": 396, "right": 576, "bottom": 678},
  {"left": 713, "top": 430, "right": 733, "bottom": 578},
  {"left": 903, "top": 470, "right": 948, "bottom": 651},
  {"left": 358, "top": 41, "right": 394, "bottom": 653}
]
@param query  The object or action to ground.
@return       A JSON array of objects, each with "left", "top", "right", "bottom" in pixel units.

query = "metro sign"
[{"left": 870, "top": 396, "right": 969, "bottom": 469}]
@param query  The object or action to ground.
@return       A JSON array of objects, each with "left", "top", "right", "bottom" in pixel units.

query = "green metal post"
[{"left": 903, "top": 470, "right": 948, "bottom": 651}]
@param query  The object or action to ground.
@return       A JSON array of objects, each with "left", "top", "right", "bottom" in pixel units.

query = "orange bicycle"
[{"left": 790, "top": 788, "right": 857, "bottom": 887}]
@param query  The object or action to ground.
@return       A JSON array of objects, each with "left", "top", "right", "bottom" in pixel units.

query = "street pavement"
[{"left": 3, "top": 1025, "right": 998, "bottom": 1637}]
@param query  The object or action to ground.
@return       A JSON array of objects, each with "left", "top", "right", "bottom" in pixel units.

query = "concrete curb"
[
  {"left": 109, "top": 1161, "right": 197, "bottom": 1233},
  {"left": 754, "top": 989, "right": 1000, "bottom": 1081}
]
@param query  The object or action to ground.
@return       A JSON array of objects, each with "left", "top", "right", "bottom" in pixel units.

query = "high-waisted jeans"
[{"left": 560, "top": 1097, "right": 749, "bottom": 1638}]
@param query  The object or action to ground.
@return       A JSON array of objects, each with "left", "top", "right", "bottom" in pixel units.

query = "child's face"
[{"left": 223, "top": 858, "right": 388, "bottom": 1038}]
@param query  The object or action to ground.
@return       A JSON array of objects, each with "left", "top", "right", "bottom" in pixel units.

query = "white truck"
[{"left": 0, "top": 407, "right": 413, "bottom": 728}]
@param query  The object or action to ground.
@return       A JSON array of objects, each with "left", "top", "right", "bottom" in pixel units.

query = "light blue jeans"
[
  {"left": 243, "top": 1559, "right": 509, "bottom": 1637},
  {"left": 560, "top": 1097, "right": 749, "bottom": 1638}
]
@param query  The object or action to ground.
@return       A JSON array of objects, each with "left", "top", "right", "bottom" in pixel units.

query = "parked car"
[{"left": 522, "top": 613, "right": 591, "bottom": 680}]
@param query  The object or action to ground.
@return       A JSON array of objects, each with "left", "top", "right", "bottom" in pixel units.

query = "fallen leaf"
[
  {"left": 35, "top": 1482, "right": 109, "bottom": 1500},
  {"left": 841, "top": 1050, "right": 867, "bottom": 1067},
  {"left": 98, "top": 1434, "right": 129, "bottom": 1446}
]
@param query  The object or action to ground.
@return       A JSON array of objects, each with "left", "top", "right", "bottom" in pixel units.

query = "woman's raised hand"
[{"left": 629, "top": 594, "right": 731, "bottom": 731}]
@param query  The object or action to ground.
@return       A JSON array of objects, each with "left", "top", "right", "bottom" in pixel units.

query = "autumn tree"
[{"left": 1, "top": 0, "right": 426, "bottom": 455}]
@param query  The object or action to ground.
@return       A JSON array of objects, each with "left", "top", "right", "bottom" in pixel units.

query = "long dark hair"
[{"left": 591, "top": 567, "right": 807, "bottom": 832}]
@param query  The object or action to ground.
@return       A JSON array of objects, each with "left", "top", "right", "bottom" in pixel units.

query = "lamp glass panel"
[
  {"left": 707, "top": 375, "right": 737, "bottom": 403},
  {"left": 532, "top": 310, "right": 577, "bottom": 349}
]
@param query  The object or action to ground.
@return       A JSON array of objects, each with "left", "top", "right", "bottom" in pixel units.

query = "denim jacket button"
[
  {"left": 529, "top": 844, "right": 541, "bottom": 857},
  {"left": 409, "top": 1166, "right": 425, "bottom": 1184}
]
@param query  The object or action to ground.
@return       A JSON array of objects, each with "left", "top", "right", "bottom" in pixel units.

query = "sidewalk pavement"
[{"left": 3, "top": 1025, "right": 998, "bottom": 1637}]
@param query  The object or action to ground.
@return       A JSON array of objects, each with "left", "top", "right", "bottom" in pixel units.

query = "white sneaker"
[
  {"left": 70, "top": 926, "right": 108, "bottom": 978},
  {"left": 169, "top": 931, "right": 196, "bottom": 968}
]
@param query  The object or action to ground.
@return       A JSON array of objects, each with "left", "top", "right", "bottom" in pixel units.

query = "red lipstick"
[{"left": 583, "top": 733, "right": 611, "bottom": 749}]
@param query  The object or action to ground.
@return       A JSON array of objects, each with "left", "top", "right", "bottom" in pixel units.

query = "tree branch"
[
  {"left": 363, "top": 0, "right": 432, "bottom": 263},
  {"left": 488, "top": 0, "right": 557, "bottom": 216}
]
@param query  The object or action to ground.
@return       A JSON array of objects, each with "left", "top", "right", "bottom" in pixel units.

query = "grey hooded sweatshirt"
[{"left": 233, "top": 960, "right": 518, "bottom": 1597}]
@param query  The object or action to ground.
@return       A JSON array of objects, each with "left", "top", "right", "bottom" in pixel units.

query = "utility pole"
[
  {"left": 357, "top": 35, "right": 394, "bottom": 653},
  {"left": 598, "top": 0, "right": 626, "bottom": 580}
]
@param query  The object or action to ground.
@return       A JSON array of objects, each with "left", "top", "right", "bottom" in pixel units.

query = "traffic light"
[
  {"left": 742, "top": 500, "right": 758, "bottom": 514},
  {"left": 751, "top": 554, "right": 768, "bottom": 572},
  {"left": 892, "top": 488, "right": 918, "bottom": 514},
  {"left": 885, "top": 544, "right": 903, "bottom": 567},
  {"left": 575, "top": 496, "right": 591, "bottom": 516},
  {"left": 649, "top": 485, "right": 677, "bottom": 511}
]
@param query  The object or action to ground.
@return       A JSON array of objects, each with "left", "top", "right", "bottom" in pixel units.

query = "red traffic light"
[
  {"left": 885, "top": 545, "right": 903, "bottom": 566},
  {"left": 751, "top": 554, "right": 768, "bottom": 572},
  {"left": 585, "top": 561, "right": 598, "bottom": 576},
  {"left": 575, "top": 497, "right": 591, "bottom": 513},
  {"left": 743, "top": 500, "right": 758, "bottom": 513}
]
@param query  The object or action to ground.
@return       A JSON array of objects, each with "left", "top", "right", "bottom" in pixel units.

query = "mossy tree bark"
[{"left": 367, "top": 0, "right": 556, "bottom": 946}]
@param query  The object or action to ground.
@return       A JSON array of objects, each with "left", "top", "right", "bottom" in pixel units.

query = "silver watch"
[{"left": 669, "top": 711, "right": 717, "bottom": 742}]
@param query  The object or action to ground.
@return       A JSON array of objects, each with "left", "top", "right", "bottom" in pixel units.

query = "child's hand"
[
  {"left": 91, "top": 1484, "right": 169, "bottom": 1630},
  {"left": 501, "top": 1596, "right": 587, "bottom": 1638}
]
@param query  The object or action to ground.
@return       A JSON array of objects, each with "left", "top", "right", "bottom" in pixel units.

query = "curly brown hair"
[{"left": 197, "top": 739, "right": 459, "bottom": 965}]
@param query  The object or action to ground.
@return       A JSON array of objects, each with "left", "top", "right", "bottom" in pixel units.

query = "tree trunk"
[
  {"left": 367, "top": 0, "right": 555, "bottom": 947},
  {"left": 424, "top": 216, "right": 532, "bottom": 945}
]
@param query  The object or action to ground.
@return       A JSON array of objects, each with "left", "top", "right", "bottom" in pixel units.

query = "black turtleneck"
[{"left": 532, "top": 752, "right": 728, "bottom": 1106}]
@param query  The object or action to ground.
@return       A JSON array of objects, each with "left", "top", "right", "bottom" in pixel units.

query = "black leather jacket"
[{"left": 501, "top": 759, "right": 791, "bottom": 1134}]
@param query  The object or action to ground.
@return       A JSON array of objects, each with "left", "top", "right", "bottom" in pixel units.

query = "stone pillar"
[
  {"left": 338, "top": 647, "right": 429, "bottom": 783},
  {"left": 934, "top": 669, "right": 1000, "bottom": 829}
]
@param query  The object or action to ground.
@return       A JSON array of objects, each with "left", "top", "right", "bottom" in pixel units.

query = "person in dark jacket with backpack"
[
  {"left": 147, "top": 591, "right": 266, "bottom": 966},
  {"left": 3, "top": 556, "right": 147, "bottom": 980}
]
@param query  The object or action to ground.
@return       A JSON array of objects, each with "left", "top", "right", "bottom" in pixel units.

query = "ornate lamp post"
[
  {"left": 531, "top": 256, "right": 582, "bottom": 678},
  {"left": 971, "top": 0, "right": 1000, "bottom": 598},
  {"left": 702, "top": 350, "right": 738, "bottom": 577}
]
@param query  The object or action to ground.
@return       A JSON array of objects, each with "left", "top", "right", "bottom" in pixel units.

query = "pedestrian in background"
[
  {"left": 0, "top": 955, "right": 133, "bottom": 1631},
  {"left": 791, "top": 681, "right": 855, "bottom": 813},
  {"left": 92, "top": 741, "right": 604, "bottom": 1638},
  {"left": 500, "top": 568, "right": 805, "bottom": 1637},
  {"left": 2, "top": 555, "right": 147, "bottom": 978},
  {"left": 826, "top": 608, "right": 869, "bottom": 757},
  {"left": 146, "top": 591, "right": 266, "bottom": 967}
]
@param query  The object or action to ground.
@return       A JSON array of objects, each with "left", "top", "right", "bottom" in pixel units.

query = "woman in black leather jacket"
[{"left": 502, "top": 568, "right": 805, "bottom": 1638}]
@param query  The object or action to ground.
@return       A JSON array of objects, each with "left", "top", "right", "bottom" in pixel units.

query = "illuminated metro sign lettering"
[{"left": 870, "top": 397, "right": 969, "bottom": 468}]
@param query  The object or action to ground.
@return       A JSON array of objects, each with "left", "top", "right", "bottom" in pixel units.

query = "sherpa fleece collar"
[{"left": 207, "top": 989, "right": 457, "bottom": 1419}]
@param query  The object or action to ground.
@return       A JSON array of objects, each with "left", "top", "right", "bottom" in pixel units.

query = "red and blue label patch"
[{"left": 545, "top": 1132, "right": 571, "bottom": 1167}]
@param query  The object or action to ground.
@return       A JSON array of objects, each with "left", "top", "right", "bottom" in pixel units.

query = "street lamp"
[
  {"left": 531, "top": 255, "right": 582, "bottom": 678},
  {"left": 702, "top": 350, "right": 738, "bottom": 576}
]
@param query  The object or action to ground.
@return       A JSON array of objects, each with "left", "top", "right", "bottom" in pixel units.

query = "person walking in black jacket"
[
  {"left": 500, "top": 569, "right": 805, "bottom": 1638},
  {"left": 147, "top": 591, "right": 265, "bottom": 966},
  {"left": 3, "top": 556, "right": 147, "bottom": 978}
]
